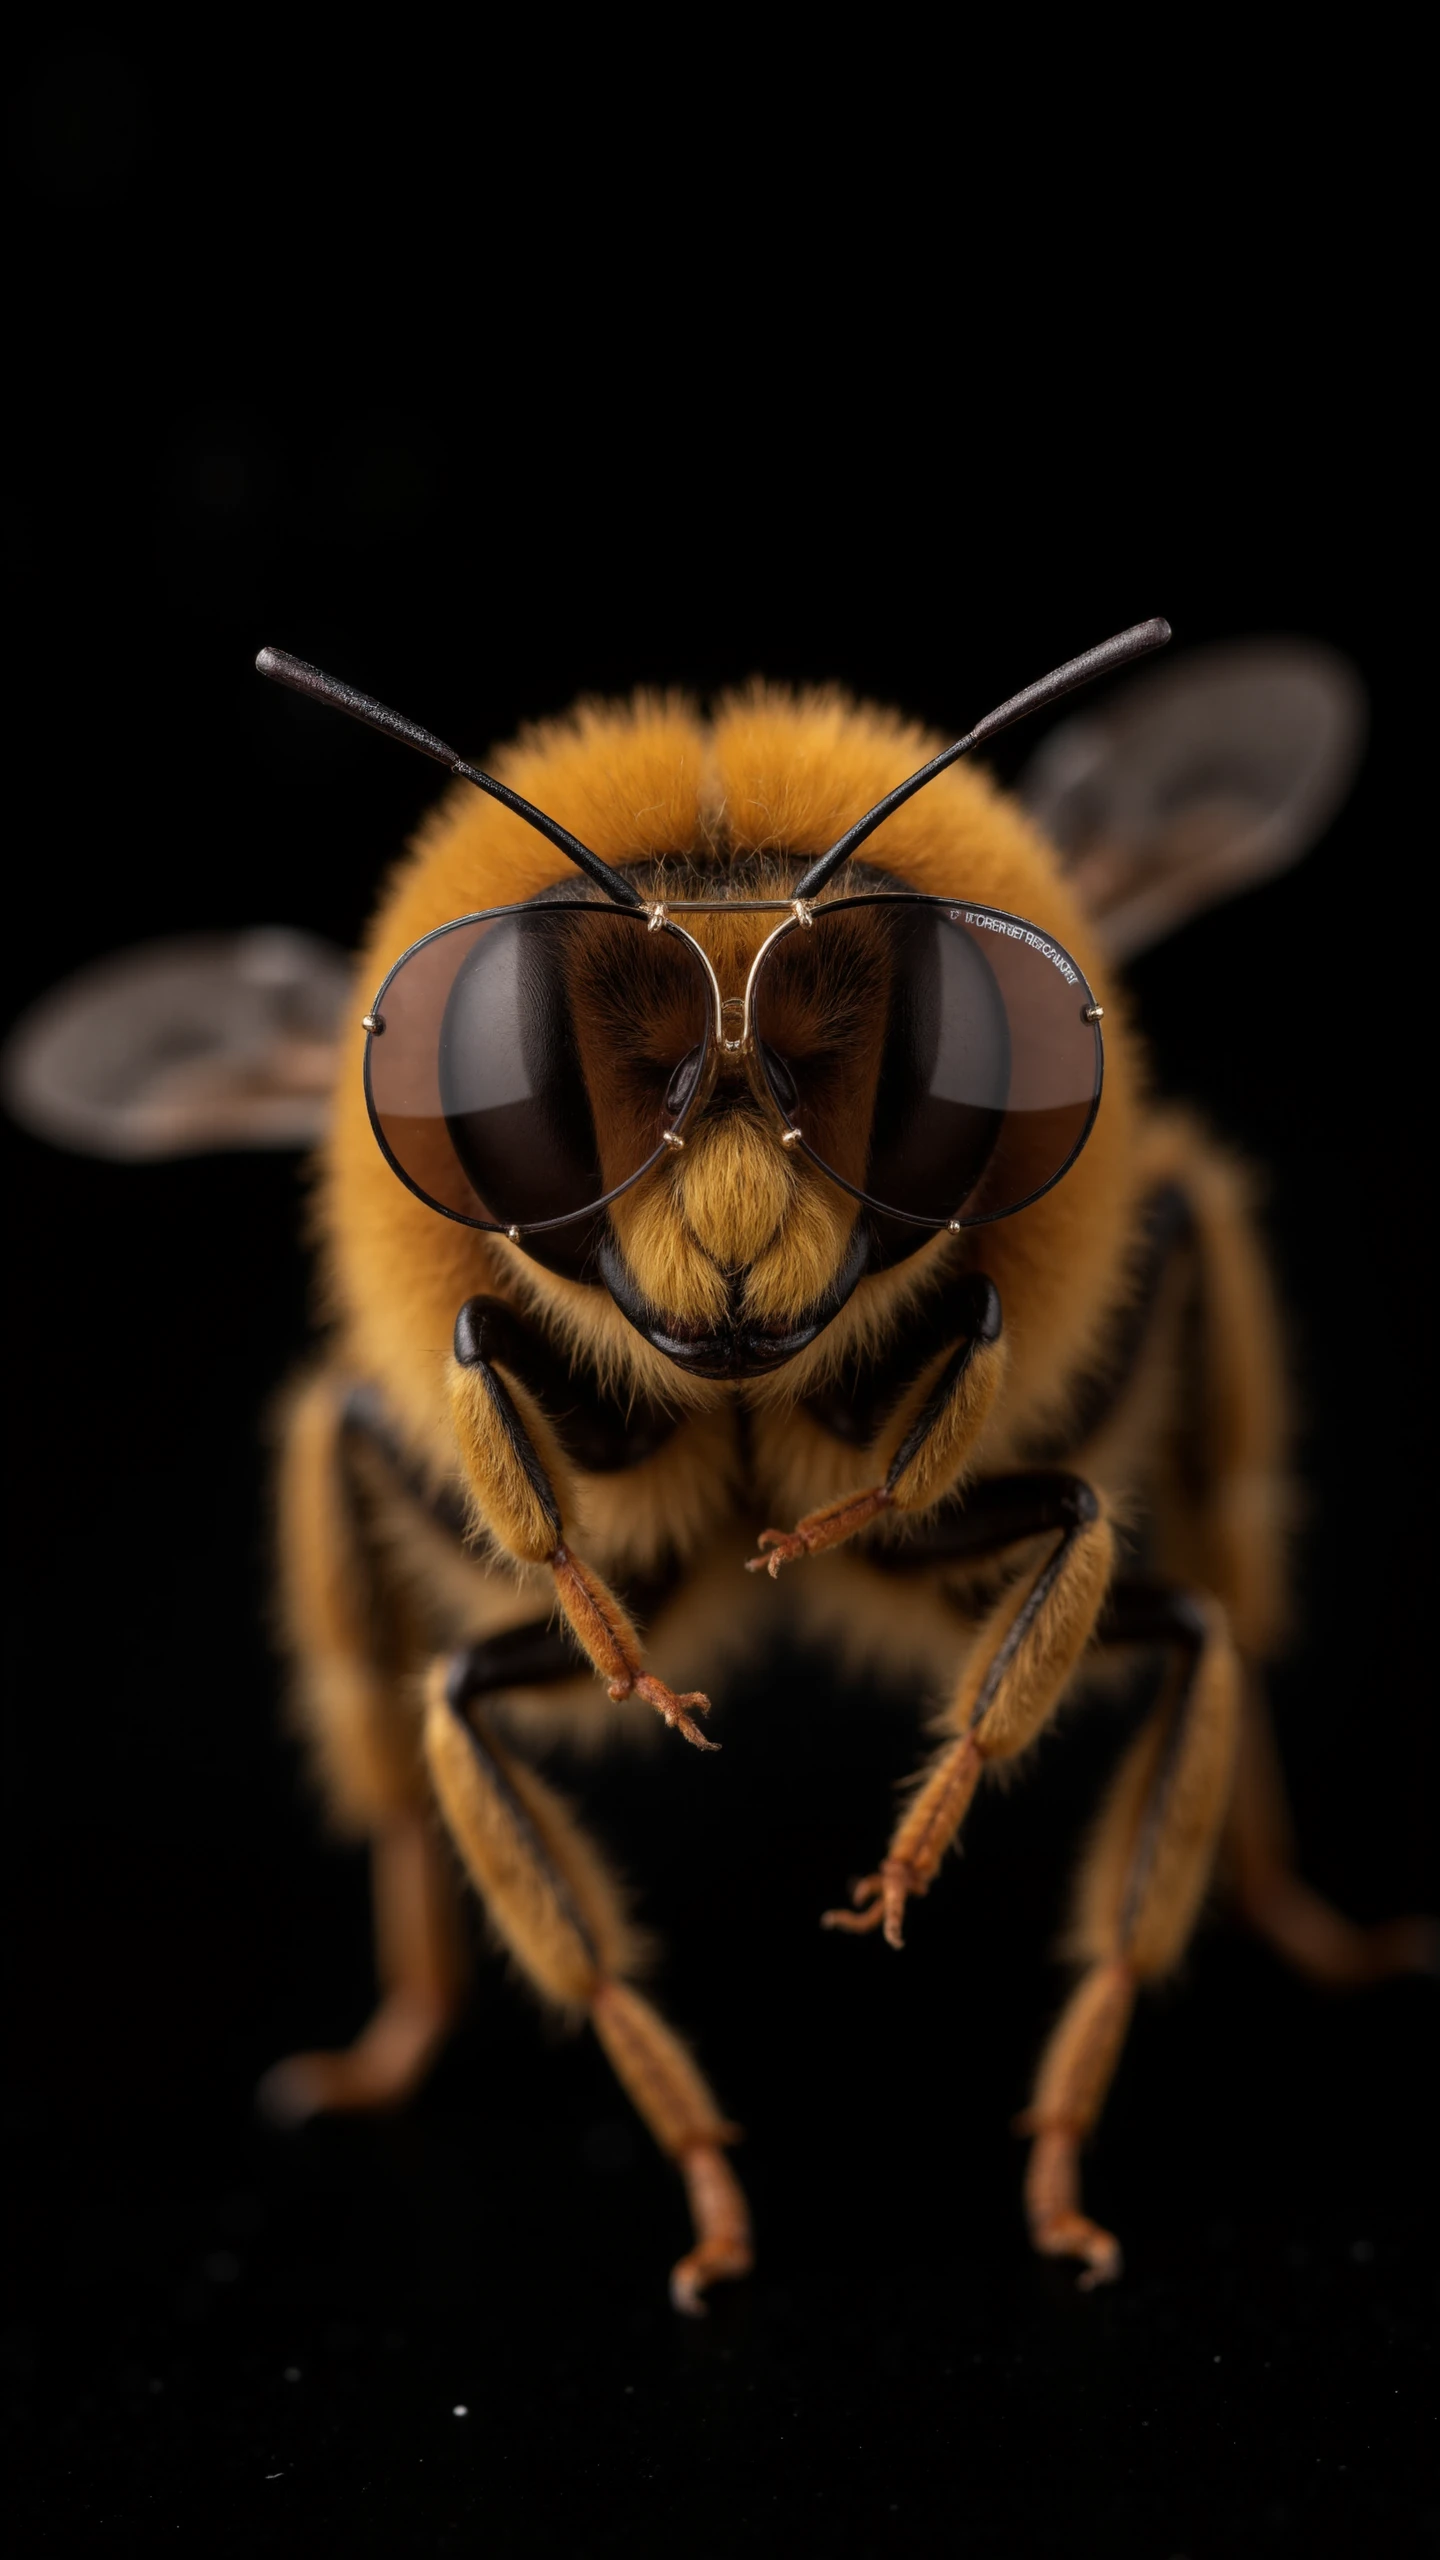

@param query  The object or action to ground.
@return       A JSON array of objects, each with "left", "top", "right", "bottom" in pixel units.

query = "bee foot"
[
  {"left": 1035, "top": 2209, "right": 1124, "bottom": 2290},
  {"left": 671, "top": 2143, "right": 753, "bottom": 2315},
  {"left": 632, "top": 1673, "right": 720, "bottom": 1751},
  {"left": 1025, "top": 2124, "right": 1124, "bottom": 2289},
  {"left": 256, "top": 1992, "right": 450, "bottom": 2123},
  {"left": 820, "top": 1897, "right": 885, "bottom": 1935},
  {"left": 821, "top": 1859, "right": 920, "bottom": 1945},
  {"left": 745, "top": 1529, "right": 807, "bottom": 1576},
  {"left": 746, "top": 1487, "right": 893, "bottom": 1577}
]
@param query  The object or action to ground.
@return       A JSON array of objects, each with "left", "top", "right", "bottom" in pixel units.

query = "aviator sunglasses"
[{"left": 258, "top": 621, "right": 1170, "bottom": 1244}]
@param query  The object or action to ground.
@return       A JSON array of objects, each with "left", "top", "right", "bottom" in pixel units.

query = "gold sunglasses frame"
[{"left": 363, "top": 891, "right": 1104, "bottom": 1243}]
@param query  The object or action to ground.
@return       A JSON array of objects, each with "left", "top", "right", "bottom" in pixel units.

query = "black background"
[{"left": 4, "top": 29, "right": 1434, "bottom": 2559}]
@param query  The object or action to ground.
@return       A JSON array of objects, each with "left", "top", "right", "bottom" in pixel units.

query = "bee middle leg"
[
  {"left": 425, "top": 1636, "right": 752, "bottom": 2315},
  {"left": 823, "top": 1472, "right": 1115, "bottom": 1946}
]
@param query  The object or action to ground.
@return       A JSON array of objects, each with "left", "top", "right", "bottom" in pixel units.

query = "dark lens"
[
  {"left": 752, "top": 898, "right": 1100, "bottom": 1227},
  {"left": 665, "top": 1042, "right": 706, "bottom": 1117},
  {"left": 366, "top": 906, "right": 710, "bottom": 1229}
]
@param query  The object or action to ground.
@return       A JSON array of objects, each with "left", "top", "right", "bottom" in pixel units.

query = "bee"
[{"left": 11, "top": 622, "right": 1430, "bottom": 2313}]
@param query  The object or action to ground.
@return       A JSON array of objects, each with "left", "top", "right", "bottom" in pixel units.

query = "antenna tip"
[
  {"left": 255, "top": 645, "right": 281, "bottom": 678},
  {"left": 1149, "top": 617, "right": 1173, "bottom": 647}
]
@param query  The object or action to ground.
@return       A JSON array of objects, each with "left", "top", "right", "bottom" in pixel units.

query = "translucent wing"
[
  {"left": 1018, "top": 640, "right": 1366, "bottom": 964},
  {"left": 2, "top": 929, "right": 351, "bottom": 1157}
]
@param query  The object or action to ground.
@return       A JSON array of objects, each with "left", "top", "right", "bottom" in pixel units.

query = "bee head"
[{"left": 305, "top": 634, "right": 1162, "bottom": 1427}]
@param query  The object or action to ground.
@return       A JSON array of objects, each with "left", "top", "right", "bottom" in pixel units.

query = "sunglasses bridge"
[{"left": 645, "top": 897, "right": 815, "bottom": 1153}]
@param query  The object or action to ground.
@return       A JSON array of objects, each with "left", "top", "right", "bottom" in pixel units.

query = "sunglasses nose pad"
[{"left": 665, "top": 1043, "right": 706, "bottom": 1118}]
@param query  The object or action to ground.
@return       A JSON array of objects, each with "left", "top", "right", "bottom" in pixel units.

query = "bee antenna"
[
  {"left": 254, "top": 648, "right": 646, "bottom": 911},
  {"left": 791, "top": 618, "right": 1173, "bottom": 900}
]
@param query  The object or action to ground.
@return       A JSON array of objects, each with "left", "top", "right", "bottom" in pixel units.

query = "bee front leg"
[
  {"left": 451, "top": 1300, "right": 716, "bottom": 1750},
  {"left": 747, "top": 1274, "right": 1005, "bottom": 1575},
  {"left": 823, "top": 1474, "right": 1114, "bottom": 1946}
]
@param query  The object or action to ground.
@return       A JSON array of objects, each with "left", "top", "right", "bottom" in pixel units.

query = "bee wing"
[
  {"left": 1018, "top": 640, "right": 1366, "bottom": 964},
  {"left": 2, "top": 929, "right": 351, "bottom": 1158}
]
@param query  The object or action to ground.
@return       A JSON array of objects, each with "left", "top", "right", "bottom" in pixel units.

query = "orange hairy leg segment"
[
  {"left": 672, "top": 2146, "right": 756, "bottom": 2317},
  {"left": 824, "top": 1473, "right": 1109, "bottom": 1946},
  {"left": 261, "top": 1377, "right": 472, "bottom": 2122},
  {"left": 1228, "top": 1672, "right": 1439, "bottom": 1985},
  {"left": 750, "top": 1274, "right": 1002, "bottom": 1580},
  {"left": 749, "top": 1273, "right": 1004, "bottom": 1574},
  {"left": 449, "top": 1308, "right": 716, "bottom": 1751},
  {"left": 426, "top": 1673, "right": 750, "bottom": 2312},
  {"left": 258, "top": 1817, "right": 468, "bottom": 2123},
  {"left": 591, "top": 1988, "right": 754, "bottom": 2318},
  {"left": 1021, "top": 1582, "right": 1241, "bottom": 2287},
  {"left": 451, "top": 1295, "right": 681, "bottom": 1476},
  {"left": 258, "top": 1619, "right": 585, "bottom": 2128},
  {"left": 276, "top": 1370, "right": 438, "bottom": 1831}
]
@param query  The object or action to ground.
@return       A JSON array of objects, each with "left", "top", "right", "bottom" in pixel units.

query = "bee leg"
[
  {"left": 423, "top": 1650, "right": 752, "bottom": 2315},
  {"left": 748, "top": 1278, "right": 1006, "bottom": 1574},
  {"left": 823, "top": 1474, "right": 1113, "bottom": 1946},
  {"left": 1020, "top": 1583, "right": 1241, "bottom": 2287},
  {"left": 259, "top": 1370, "right": 473, "bottom": 2124},
  {"left": 451, "top": 1301, "right": 716, "bottom": 1750},
  {"left": 1151, "top": 1131, "right": 1436, "bottom": 1980},
  {"left": 258, "top": 1817, "right": 469, "bottom": 2123},
  {"left": 1228, "top": 1670, "right": 1438, "bottom": 1982}
]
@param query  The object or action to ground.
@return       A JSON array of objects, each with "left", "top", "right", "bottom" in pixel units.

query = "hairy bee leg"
[
  {"left": 258, "top": 1818, "right": 467, "bottom": 2123},
  {"left": 1149, "top": 1136, "right": 1436, "bottom": 1980},
  {"left": 260, "top": 1372, "right": 471, "bottom": 2121},
  {"left": 747, "top": 1280, "right": 1005, "bottom": 1574},
  {"left": 1228, "top": 1672, "right": 1438, "bottom": 1983},
  {"left": 425, "top": 1654, "right": 751, "bottom": 2314},
  {"left": 1021, "top": 1587, "right": 1241, "bottom": 2287},
  {"left": 748, "top": 1482, "right": 895, "bottom": 1572},
  {"left": 451, "top": 1302, "right": 716, "bottom": 1749},
  {"left": 591, "top": 1990, "right": 754, "bottom": 2316},
  {"left": 824, "top": 1476, "right": 1113, "bottom": 1946},
  {"left": 276, "top": 1369, "right": 433, "bottom": 1828}
]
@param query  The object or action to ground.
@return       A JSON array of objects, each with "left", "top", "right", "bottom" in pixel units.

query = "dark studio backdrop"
[{"left": 4, "top": 31, "right": 1435, "bottom": 2560}]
